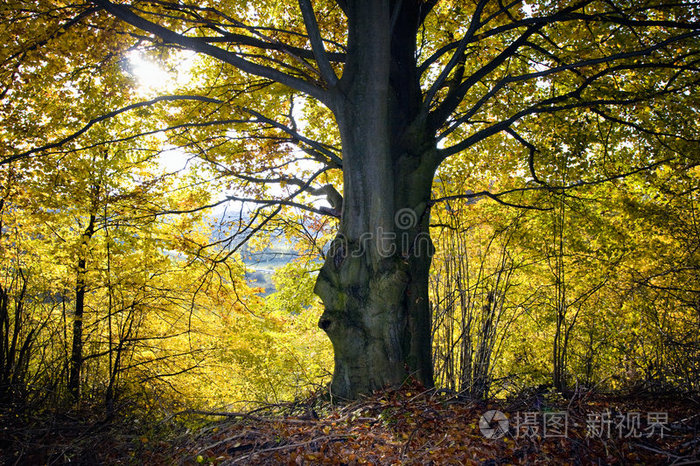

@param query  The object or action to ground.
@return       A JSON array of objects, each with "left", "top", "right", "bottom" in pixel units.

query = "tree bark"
[
  {"left": 314, "top": 1, "right": 439, "bottom": 399},
  {"left": 314, "top": 159, "right": 437, "bottom": 398},
  {"left": 68, "top": 213, "right": 96, "bottom": 401}
]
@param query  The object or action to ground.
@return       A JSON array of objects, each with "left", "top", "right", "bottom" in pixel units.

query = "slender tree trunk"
[
  {"left": 552, "top": 193, "right": 567, "bottom": 392},
  {"left": 68, "top": 213, "right": 96, "bottom": 401},
  {"left": 314, "top": 1, "right": 438, "bottom": 399}
]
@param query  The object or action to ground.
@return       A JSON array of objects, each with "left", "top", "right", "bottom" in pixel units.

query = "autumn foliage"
[{"left": 1, "top": 0, "right": 699, "bottom": 463}]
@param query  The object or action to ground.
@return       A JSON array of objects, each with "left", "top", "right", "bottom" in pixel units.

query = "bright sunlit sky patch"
[
  {"left": 127, "top": 51, "right": 331, "bottom": 215},
  {"left": 126, "top": 51, "right": 198, "bottom": 176},
  {"left": 126, "top": 50, "right": 197, "bottom": 95}
]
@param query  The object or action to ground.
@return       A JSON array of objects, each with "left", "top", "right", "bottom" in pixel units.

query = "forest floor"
[{"left": 1, "top": 386, "right": 698, "bottom": 465}]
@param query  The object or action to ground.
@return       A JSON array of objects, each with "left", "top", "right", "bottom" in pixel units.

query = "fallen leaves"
[
  {"left": 3, "top": 386, "right": 696, "bottom": 464},
  {"left": 173, "top": 386, "right": 699, "bottom": 465}
]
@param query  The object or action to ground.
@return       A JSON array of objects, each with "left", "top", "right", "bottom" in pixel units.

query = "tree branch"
[
  {"left": 232, "top": 172, "right": 343, "bottom": 216},
  {"left": 422, "top": 0, "right": 488, "bottom": 111},
  {"left": 2, "top": 95, "right": 224, "bottom": 165},
  {"left": 197, "top": 33, "right": 345, "bottom": 62},
  {"left": 438, "top": 93, "right": 645, "bottom": 159},
  {"left": 90, "top": 0, "right": 329, "bottom": 103},
  {"left": 427, "top": 25, "right": 540, "bottom": 131},
  {"left": 299, "top": 0, "right": 339, "bottom": 87},
  {"left": 419, "top": 0, "right": 440, "bottom": 25},
  {"left": 431, "top": 190, "right": 551, "bottom": 211},
  {"left": 505, "top": 128, "right": 545, "bottom": 186},
  {"left": 238, "top": 106, "right": 342, "bottom": 168},
  {"left": 2, "top": 6, "right": 98, "bottom": 68},
  {"left": 432, "top": 157, "right": 674, "bottom": 211}
]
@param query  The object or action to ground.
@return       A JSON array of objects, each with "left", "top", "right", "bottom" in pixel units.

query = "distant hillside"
[{"left": 240, "top": 236, "right": 297, "bottom": 295}]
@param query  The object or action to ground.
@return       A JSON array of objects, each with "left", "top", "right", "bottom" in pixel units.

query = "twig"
[
  {"left": 174, "top": 409, "right": 319, "bottom": 424},
  {"left": 400, "top": 424, "right": 422, "bottom": 459},
  {"left": 633, "top": 442, "right": 681, "bottom": 461},
  {"left": 225, "top": 434, "right": 350, "bottom": 465}
]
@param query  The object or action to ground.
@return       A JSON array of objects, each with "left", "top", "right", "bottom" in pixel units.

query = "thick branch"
[
  {"left": 431, "top": 190, "right": 551, "bottom": 211},
  {"left": 421, "top": 0, "right": 700, "bottom": 133},
  {"left": 422, "top": 0, "right": 488, "bottom": 110},
  {"left": 198, "top": 33, "right": 345, "bottom": 62},
  {"left": 441, "top": 57, "right": 699, "bottom": 143},
  {"left": 427, "top": 25, "right": 540, "bottom": 130},
  {"left": 418, "top": 1, "right": 594, "bottom": 74},
  {"left": 505, "top": 128, "right": 544, "bottom": 186},
  {"left": 432, "top": 156, "right": 674, "bottom": 210},
  {"left": 299, "top": 0, "right": 339, "bottom": 86},
  {"left": 439, "top": 94, "right": 646, "bottom": 159},
  {"left": 232, "top": 172, "right": 343, "bottom": 215}
]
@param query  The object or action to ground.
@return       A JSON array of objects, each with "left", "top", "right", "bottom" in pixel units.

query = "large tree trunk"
[
  {"left": 314, "top": 1, "right": 439, "bottom": 399},
  {"left": 314, "top": 164, "right": 436, "bottom": 398}
]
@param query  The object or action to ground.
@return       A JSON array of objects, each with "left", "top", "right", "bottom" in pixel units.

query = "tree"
[{"left": 3, "top": 0, "right": 699, "bottom": 399}]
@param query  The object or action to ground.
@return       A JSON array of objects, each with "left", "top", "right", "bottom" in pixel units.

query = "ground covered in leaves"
[
  {"left": 2, "top": 386, "right": 698, "bottom": 464},
  {"left": 163, "top": 387, "right": 698, "bottom": 465}
]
